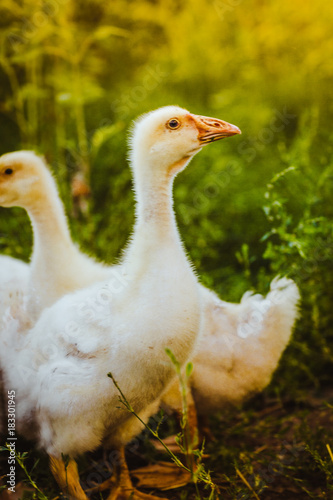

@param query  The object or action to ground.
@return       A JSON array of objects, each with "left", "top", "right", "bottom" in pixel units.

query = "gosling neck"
[
  {"left": 134, "top": 173, "right": 175, "bottom": 229},
  {"left": 123, "top": 154, "right": 191, "bottom": 273},
  {"left": 131, "top": 155, "right": 189, "bottom": 238},
  {"left": 26, "top": 183, "right": 75, "bottom": 276}
]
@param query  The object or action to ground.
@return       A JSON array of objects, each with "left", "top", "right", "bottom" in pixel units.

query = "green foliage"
[
  {"left": 261, "top": 114, "right": 333, "bottom": 393},
  {"left": 1, "top": 444, "right": 48, "bottom": 500},
  {"left": 0, "top": 1, "right": 332, "bottom": 497}
]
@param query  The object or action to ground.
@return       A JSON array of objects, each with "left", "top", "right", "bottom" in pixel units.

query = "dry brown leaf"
[
  {"left": 150, "top": 436, "right": 210, "bottom": 458},
  {"left": 150, "top": 435, "right": 181, "bottom": 454},
  {"left": 131, "top": 461, "right": 191, "bottom": 491}
]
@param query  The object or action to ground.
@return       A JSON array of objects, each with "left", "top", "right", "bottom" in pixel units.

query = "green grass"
[
  {"left": 1, "top": 386, "right": 332, "bottom": 499},
  {"left": 0, "top": 0, "right": 333, "bottom": 497}
]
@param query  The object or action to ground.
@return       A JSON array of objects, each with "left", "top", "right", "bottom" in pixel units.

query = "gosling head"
[
  {"left": 129, "top": 105, "right": 241, "bottom": 178},
  {"left": 0, "top": 151, "right": 53, "bottom": 209}
]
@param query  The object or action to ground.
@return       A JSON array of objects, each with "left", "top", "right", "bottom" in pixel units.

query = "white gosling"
[
  {"left": 0, "top": 151, "right": 112, "bottom": 319},
  {"left": 0, "top": 106, "right": 241, "bottom": 500},
  {"left": 0, "top": 254, "right": 29, "bottom": 338},
  {"left": 0, "top": 255, "right": 29, "bottom": 434},
  {"left": 0, "top": 255, "right": 29, "bottom": 285},
  {"left": 162, "top": 276, "right": 300, "bottom": 427},
  {"left": 0, "top": 152, "right": 113, "bottom": 437}
]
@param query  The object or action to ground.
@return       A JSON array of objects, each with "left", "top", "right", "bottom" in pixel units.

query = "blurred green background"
[{"left": 0, "top": 0, "right": 332, "bottom": 394}]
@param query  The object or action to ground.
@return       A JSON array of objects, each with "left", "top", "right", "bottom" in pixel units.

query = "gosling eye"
[
  {"left": 4, "top": 168, "right": 13, "bottom": 175},
  {"left": 167, "top": 118, "right": 181, "bottom": 130}
]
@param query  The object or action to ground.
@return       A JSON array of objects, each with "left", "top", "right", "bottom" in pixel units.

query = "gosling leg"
[
  {"left": 49, "top": 455, "right": 88, "bottom": 500},
  {"left": 106, "top": 446, "right": 166, "bottom": 500}
]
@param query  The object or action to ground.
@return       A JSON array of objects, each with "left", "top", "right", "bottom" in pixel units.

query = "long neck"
[
  {"left": 135, "top": 173, "right": 176, "bottom": 230},
  {"left": 124, "top": 158, "right": 185, "bottom": 267},
  {"left": 27, "top": 183, "right": 77, "bottom": 283}
]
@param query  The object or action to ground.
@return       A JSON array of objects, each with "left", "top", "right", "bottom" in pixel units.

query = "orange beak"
[{"left": 190, "top": 114, "right": 241, "bottom": 143}]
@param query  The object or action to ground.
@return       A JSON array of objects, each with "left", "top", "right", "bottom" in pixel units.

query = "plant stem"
[
  {"left": 107, "top": 372, "right": 189, "bottom": 472},
  {"left": 5, "top": 444, "right": 48, "bottom": 500}
]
